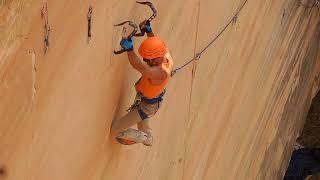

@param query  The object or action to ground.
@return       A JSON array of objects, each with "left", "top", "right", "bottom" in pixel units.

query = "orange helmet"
[{"left": 138, "top": 36, "right": 167, "bottom": 60}]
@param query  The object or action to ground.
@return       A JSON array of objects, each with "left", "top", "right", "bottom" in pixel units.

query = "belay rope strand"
[{"left": 170, "top": 0, "right": 248, "bottom": 77}]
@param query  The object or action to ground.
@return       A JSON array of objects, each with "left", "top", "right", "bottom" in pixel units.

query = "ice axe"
[
  {"left": 113, "top": 1, "right": 157, "bottom": 54},
  {"left": 113, "top": 21, "right": 138, "bottom": 54},
  {"left": 134, "top": 1, "right": 157, "bottom": 37}
]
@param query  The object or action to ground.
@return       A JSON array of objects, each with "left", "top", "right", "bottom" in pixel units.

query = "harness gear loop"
[
  {"left": 126, "top": 91, "right": 165, "bottom": 120},
  {"left": 126, "top": 98, "right": 141, "bottom": 112}
]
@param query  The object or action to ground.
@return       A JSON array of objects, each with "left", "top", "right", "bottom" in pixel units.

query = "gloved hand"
[
  {"left": 139, "top": 20, "right": 152, "bottom": 33},
  {"left": 120, "top": 38, "right": 133, "bottom": 51}
]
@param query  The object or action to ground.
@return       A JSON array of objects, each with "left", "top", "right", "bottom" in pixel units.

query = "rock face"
[{"left": 0, "top": 0, "right": 319, "bottom": 180}]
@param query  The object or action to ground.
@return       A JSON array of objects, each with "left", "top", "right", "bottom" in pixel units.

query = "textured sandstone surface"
[{"left": 0, "top": 0, "right": 319, "bottom": 179}]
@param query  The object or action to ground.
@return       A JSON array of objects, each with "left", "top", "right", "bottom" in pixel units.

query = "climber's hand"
[
  {"left": 139, "top": 20, "right": 152, "bottom": 33},
  {"left": 120, "top": 38, "right": 133, "bottom": 51}
]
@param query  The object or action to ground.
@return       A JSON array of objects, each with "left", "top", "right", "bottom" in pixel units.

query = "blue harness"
[
  {"left": 137, "top": 90, "right": 165, "bottom": 120},
  {"left": 140, "top": 90, "right": 165, "bottom": 104}
]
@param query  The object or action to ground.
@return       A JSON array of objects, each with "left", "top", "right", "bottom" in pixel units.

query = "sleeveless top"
[{"left": 135, "top": 52, "right": 173, "bottom": 98}]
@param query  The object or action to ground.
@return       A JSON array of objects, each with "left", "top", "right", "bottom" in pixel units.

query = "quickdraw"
[{"left": 113, "top": 1, "right": 157, "bottom": 54}]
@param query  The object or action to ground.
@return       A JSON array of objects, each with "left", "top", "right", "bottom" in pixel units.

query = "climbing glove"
[
  {"left": 140, "top": 20, "right": 152, "bottom": 34},
  {"left": 120, "top": 38, "right": 133, "bottom": 52}
]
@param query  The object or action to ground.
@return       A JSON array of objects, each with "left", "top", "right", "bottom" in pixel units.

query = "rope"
[{"left": 171, "top": 0, "right": 248, "bottom": 77}]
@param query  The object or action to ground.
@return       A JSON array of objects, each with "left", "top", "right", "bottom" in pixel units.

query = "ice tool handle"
[
  {"left": 134, "top": 1, "right": 157, "bottom": 37},
  {"left": 113, "top": 21, "right": 138, "bottom": 54}
]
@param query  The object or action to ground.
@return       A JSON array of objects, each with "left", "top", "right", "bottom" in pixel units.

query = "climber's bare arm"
[
  {"left": 127, "top": 51, "right": 165, "bottom": 80},
  {"left": 127, "top": 51, "right": 148, "bottom": 73}
]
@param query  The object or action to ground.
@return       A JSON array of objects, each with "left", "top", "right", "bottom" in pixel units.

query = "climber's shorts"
[{"left": 130, "top": 91, "right": 165, "bottom": 120}]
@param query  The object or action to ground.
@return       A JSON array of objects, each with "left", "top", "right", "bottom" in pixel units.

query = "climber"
[{"left": 110, "top": 20, "right": 173, "bottom": 146}]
